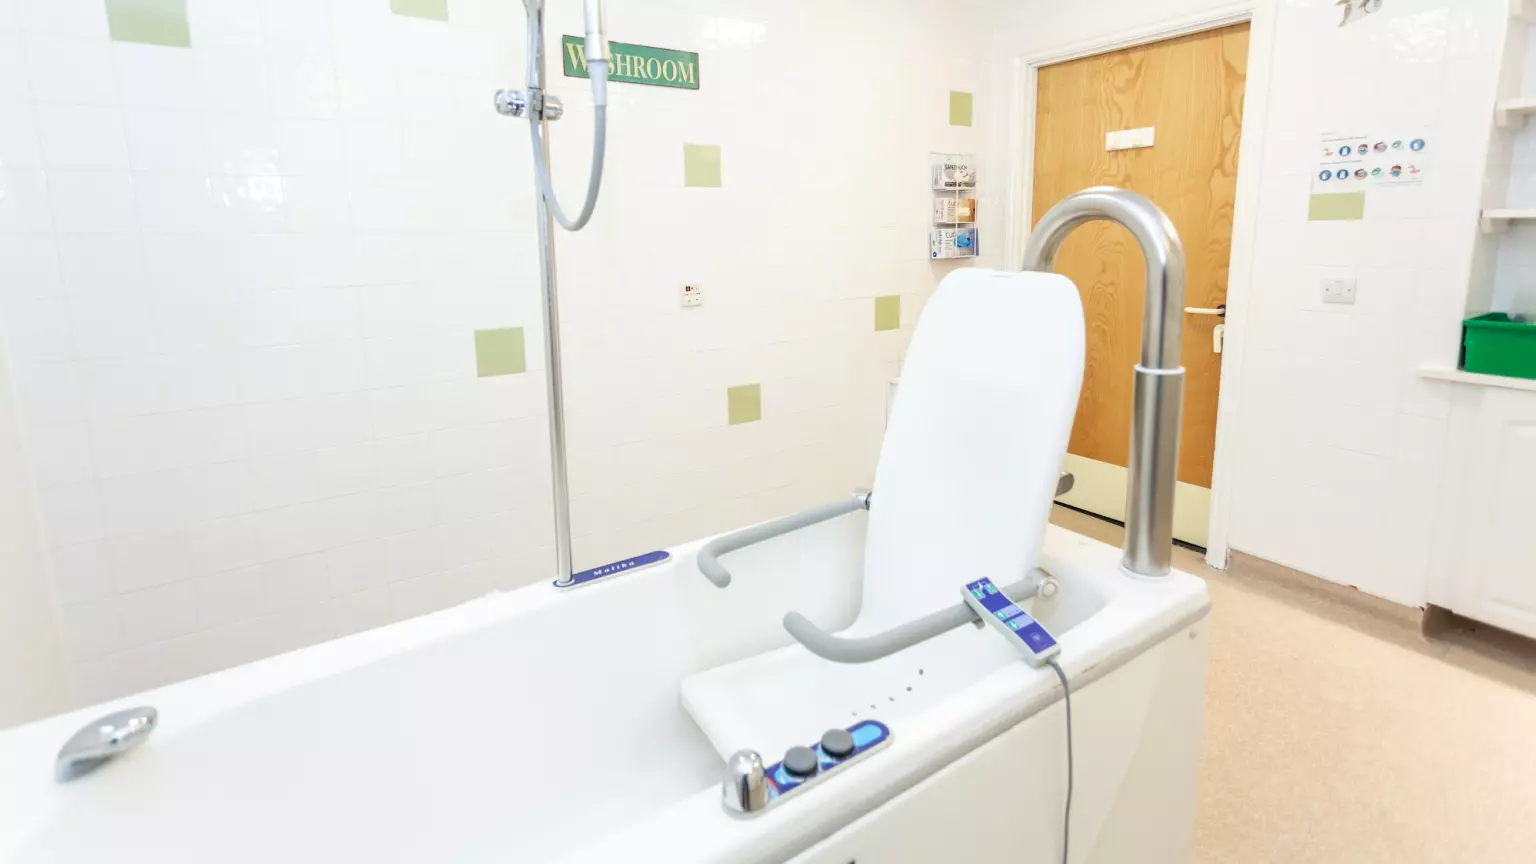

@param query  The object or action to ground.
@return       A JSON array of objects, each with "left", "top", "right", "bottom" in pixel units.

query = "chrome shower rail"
[
  {"left": 1022, "top": 187, "right": 1187, "bottom": 579},
  {"left": 497, "top": 0, "right": 610, "bottom": 586}
]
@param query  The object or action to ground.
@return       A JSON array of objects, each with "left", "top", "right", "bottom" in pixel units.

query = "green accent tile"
[
  {"left": 105, "top": 0, "right": 191, "bottom": 48},
  {"left": 1308, "top": 192, "right": 1366, "bottom": 222},
  {"left": 391, "top": 0, "right": 450, "bottom": 21},
  {"left": 727, "top": 383, "right": 761, "bottom": 426},
  {"left": 949, "top": 91, "right": 973, "bottom": 127},
  {"left": 683, "top": 143, "right": 722, "bottom": 188},
  {"left": 874, "top": 295, "right": 902, "bottom": 332},
  {"left": 475, "top": 328, "right": 525, "bottom": 378}
]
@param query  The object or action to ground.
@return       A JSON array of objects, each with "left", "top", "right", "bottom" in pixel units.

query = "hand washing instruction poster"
[
  {"left": 1310, "top": 131, "right": 1429, "bottom": 221},
  {"left": 1313, "top": 131, "right": 1430, "bottom": 193}
]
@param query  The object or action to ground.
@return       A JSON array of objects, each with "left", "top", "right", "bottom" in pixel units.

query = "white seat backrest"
[{"left": 855, "top": 269, "right": 1085, "bottom": 632}]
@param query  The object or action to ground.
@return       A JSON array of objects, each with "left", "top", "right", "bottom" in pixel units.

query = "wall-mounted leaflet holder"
[{"left": 931, "top": 152, "right": 978, "bottom": 260}]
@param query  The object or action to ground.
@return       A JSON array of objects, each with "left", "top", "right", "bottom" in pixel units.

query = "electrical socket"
[
  {"left": 681, "top": 283, "right": 703, "bottom": 307},
  {"left": 1322, "top": 276, "right": 1356, "bottom": 305}
]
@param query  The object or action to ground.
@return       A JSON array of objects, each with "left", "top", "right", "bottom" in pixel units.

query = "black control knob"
[
  {"left": 782, "top": 745, "right": 819, "bottom": 778},
  {"left": 819, "top": 728, "right": 855, "bottom": 759}
]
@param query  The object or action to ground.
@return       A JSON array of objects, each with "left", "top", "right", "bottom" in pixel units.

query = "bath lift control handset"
[
  {"left": 962, "top": 577, "right": 1073, "bottom": 864},
  {"left": 961, "top": 578, "right": 1060, "bottom": 667}
]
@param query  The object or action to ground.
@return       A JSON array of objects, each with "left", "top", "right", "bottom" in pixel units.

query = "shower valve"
[{"left": 494, "top": 88, "right": 563, "bottom": 121}]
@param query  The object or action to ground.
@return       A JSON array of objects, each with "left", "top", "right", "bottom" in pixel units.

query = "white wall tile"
[
  {"left": 114, "top": 44, "right": 202, "bottom": 111},
  {"left": 124, "top": 110, "right": 208, "bottom": 172},
  {"left": 117, "top": 580, "right": 199, "bottom": 648},
  {"left": 306, "top": 392, "right": 372, "bottom": 447},
  {"left": 0, "top": 104, "right": 42, "bottom": 168},
  {"left": 210, "top": 173, "right": 286, "bottom": 232},
  {"left": 35, "top": 104, "right": 129, "bottom": 169},
  {"left": 194, "top": 615, "right": 272, "bottom": 672},
  {"left": 0, "top": 235, "right": 61, "bottom": 302},
  {"left": 0, "top": 30, "right": 31, "bottom": 103},
  {"left": 282, "top": 174, "right": 352, "bottom": 232},
  {"left": 58, "top": 598, "right": 120, "bottom": 661},
  {"left": 184, "top": 513, "right": 262, "bottom": 577},
  {"left": 116, "top": 633, "right": 206, "bottom": 692},
  {"left": 0, "top": 168, "right": 54, "bottom": 232},
  {"left": 134, "top": 172, "right": 215, "bottom": 233},
  {"left": 23, "top": 36, "right": 116, "bottom": 106},
  {"left": 108, "top": 528, "right": 191, "bottom": 593},
  {"left": 265, "top": 602, "right": 332, "bottom": 653},
  {"left": 276, "top": 118, "right": 344, "bottom": 175},
  {"left": 267, "top": 35, "right": 339, "bottom": 120},
  {"left": 21, "top": 0, "right": 107, "bottom": 39},
  {"left": 49, "top": 540, "right": 113, "bottom": 606},
  {"left": 204, "top": 113, "right": 280, "bottom": 175},
  {"left": 327, "top": 584, "right": 391, "bottom": 637},
  {"left": 36, "top": 481, "right": 105, "bottom": 545},
  {"left": 12, "top": 359, "right": 84, "bottom": 426},
  {"left": 48, "top": 170, "right": 138, "bottom": 233},
  {"left": 247, "top": 451, "right": 318, "bottom": 510},
  {"left": 261, "top": 552, "right": 329, "bottom": 610},
  {"left": 195, "top": 565, "right": 266, "bottom": 629}
]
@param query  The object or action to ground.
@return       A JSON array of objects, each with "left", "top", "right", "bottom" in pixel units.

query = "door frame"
[{"left": 1002, "top": 1, "right": 1277, "bottom": 571}]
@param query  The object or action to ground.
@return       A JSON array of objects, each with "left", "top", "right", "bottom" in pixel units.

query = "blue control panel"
[
  {"left": 555, "top": 550, "right": 671, "bottom": 589},
  {"left": 963, "top": 578, "right": 1060, "bottom": 667},
  {"left": 763, "top": 720, "right": 892, "bottom": 801}
]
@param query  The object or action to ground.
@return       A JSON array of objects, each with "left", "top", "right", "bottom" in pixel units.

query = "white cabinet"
[{"left": 1429, "top": 383, "right": 1536, "bottom": 639}]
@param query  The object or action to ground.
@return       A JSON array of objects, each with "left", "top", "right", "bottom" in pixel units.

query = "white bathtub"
[{"left": 0, "top": 514, "right": 1210, "bottom": 863}]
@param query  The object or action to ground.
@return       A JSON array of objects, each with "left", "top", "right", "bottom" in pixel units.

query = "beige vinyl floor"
[{"left": 1048, "top": 506, "right": 1536, "bottom": 864}]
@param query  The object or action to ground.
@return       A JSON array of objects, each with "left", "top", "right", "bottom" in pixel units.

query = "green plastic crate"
[{"left": 1463, "top": 313, "right": 1536, "bottom": 380}]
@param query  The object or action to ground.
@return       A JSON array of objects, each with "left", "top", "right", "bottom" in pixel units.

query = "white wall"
[
  {"left": 986, "top": 0, "right": 1510, "bottom": 607},
  {"left": 0, "top": 0, "right": 994, "bottom": 706},
  {"left": 0, "top": 323, "right": 69, "bottom": 728}
]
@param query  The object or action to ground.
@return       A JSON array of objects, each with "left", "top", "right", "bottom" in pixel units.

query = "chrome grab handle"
[
  {"left": 784, "top": 570, "right": 1051, "bottom": 664},
  {"left": 56, "top": 706, "right": 158, "bottom": 782}
]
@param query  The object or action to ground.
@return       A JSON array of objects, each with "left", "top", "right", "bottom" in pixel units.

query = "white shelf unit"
[
  {"left": 1479, "top": 208, "right": 1536, "bottom": 233},
  {"left": 1470, "top": 3, "right": 1536, "bottom": 309},
  {"left": 1495, "top": 96, "right": 1536, "bottom": 128}
]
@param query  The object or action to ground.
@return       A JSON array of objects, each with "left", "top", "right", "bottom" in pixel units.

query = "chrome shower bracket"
[{"left": 494, "top": 88, "right": 564, "bottom": 121}]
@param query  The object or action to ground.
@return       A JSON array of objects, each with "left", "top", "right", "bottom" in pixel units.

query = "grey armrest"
[
  {"left": 784, "top": 570, "right": 1047, "bottom": 664},
  {"left": 698, "top": 490, "right": 872, "bottom": 588}
]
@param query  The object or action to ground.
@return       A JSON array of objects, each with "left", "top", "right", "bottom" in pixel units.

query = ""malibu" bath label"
[{"left": 561, "top": 36, "right": 700, "bottom": 90}]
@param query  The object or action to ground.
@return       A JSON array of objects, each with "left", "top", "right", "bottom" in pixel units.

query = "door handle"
[{"left": 1184, "top": 304, "right": 1227, "bottom": 317}]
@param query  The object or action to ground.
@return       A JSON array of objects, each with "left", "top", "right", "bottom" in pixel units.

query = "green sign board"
[{"left": 561, "top": 36, "right": 699, "bottom": 90}]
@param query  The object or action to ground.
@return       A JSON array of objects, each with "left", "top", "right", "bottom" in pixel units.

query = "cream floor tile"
[{"left": 1048, "top": 506, "right": 1536, "bottom": 863}]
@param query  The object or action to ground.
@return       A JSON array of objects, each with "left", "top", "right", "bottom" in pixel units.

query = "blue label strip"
[
  {"left": 764, "top": 720, "right": 891, "bottom": 798},
  {"left": 555, "top": 550, "right": 671, "bottom": 589}
]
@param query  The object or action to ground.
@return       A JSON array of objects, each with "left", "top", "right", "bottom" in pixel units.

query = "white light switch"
[
  {"left": 1322, "top": 276, "right": 1356, "bottom": 305},
  {"left": 1106, "top": 126, "right": 1156, "bottom": 151},
  {"left": 681, "top": 283, "right": 702, "bottom": 307}
]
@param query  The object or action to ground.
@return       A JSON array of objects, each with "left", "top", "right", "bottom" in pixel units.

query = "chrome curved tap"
[
  {"left": 55, "top": 706, "right": 158, "bottom": 782},
  {"left": 1022, "top": 187, "right": 1187, "bottom": 579}
]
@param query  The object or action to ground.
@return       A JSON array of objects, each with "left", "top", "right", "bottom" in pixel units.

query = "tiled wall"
[
  {"left": 987, "top": 0, "right": 1507, "bottom": 607},
  {"left": 0, "top": 0, "right": 992, "bottom": 706}
]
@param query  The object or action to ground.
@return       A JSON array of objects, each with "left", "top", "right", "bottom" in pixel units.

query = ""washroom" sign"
[{"left": 561, "top": 36, "right": 700, "bottom": 90}]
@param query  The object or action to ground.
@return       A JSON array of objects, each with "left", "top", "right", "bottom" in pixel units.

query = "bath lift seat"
[{"left": 682, "top": 267, "right": 1087, "bottom": 759}]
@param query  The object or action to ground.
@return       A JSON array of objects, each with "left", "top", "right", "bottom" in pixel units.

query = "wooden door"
[{"left": 1033, "top": 23, "right": 1249, "bottom": 547}]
